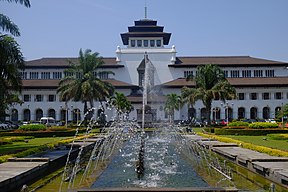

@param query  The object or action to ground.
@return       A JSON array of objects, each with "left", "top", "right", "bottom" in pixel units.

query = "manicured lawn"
[
  {"left": 192, "top": 127, "right": 288, "bottom": 152},
  {"left": 0, "top": 137, "right": 71, "bottom": 155},
  {"left": 224, "top": 135, "right": 288, "bottom": 152}
]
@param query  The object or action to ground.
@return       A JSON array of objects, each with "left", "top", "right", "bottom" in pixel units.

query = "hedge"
[
  {"left": 228, "top": 121, "right": 249, "bottom": 127},
  {"left": 19, "top": 124, "right": 46, "bottom": 131},
  {"left": 248, "top": 122, "right": 279, "bottom": 129},
  {"left": 214, "top": 128, "right": 288, "bottom": 136},
  {"left": 0, "top": 128, "right": 87, "bottom": 137}
]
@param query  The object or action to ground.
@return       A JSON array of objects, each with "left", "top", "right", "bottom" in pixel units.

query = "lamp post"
[
  {"left": 281, "top": 103, "right": 284, "bottom": 128},
  {"left": 60, "top": 103, "right": 69, "bottom": 128},
  {"left": 221, "top": 102, "right": 233, "bottom": 125}
]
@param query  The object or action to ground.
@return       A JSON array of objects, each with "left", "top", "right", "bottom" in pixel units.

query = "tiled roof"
[
  {"left": 170, "top": 56, "right": 288, "bottom": 67},
  {"left": 25, "top": 57, "right": 122, "bottom": 68},
  {"left": 22, "top": 79, "right": 137, "bottom": 89},
  {"left": 162, "top": 77, "right": 288, "bottom": 88}
]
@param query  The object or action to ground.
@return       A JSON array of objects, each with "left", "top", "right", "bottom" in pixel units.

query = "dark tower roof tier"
[{"left": 121, "top": 19, "right": 171, "bottom": 45}]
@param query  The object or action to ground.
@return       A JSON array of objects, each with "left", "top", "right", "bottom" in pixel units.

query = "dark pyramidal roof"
[{"left": 121, "top": 19, "right": 171, "bottom": 45}]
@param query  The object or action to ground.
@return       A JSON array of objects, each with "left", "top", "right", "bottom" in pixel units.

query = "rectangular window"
[
  {"left": 184, "top": 71, "right": 193, "bottom": 78},
  {"left": 139, "top": 72, "right": 144, "bottom": 87},
  {"left": 230, "top": 70, "right": 240, "bottom": 78},
  {"left": 242, "top": 70, "right": 251, "bottom": 77},
  {"left": 64, "top": 72, "right": 74, "bottom": 77},
  {"left": 53, "top": 72, "right": 62, "bottom": 79},
  {"left": 20, "top": 72, "right": 27, "bottom": 79},
  {"left": 76, "top": 72, "right": 83, "bottom": 79},
  {"left": 48, "top": 95, "right": 56, "bottom": 102},
  {"left": 30, "top": 72, "right": 39, "bottom": 79},
  {"left": 23, "top": 94, "right": 30, "bottom": 102},
  {"left": 263, "top": 92, "right": 270, "bottom": 100},
  {"left": 150, "top": 40, "right": 155, "bottom": 47},
  {"left": 35, "top": 95, "right": 43, "bottom": 102},
  {"left": 250, "top": 93, "right": 257, "bottom": 100},
  {"left": 156, "top": 40, "right": 161, "bottom": 47},
  {"left": 99, "top": 72, "right": 109, "bottom": 80},
  {"left": 41, "top": 72, "right": 50, "bottom": 79},
  {"left": 144, "top": 40, "right": 148, "bottom": 47},
  {"left": 265, "top": 70, "right": 275, "bottom": 77},
  {"left": 275, "top": 92, "right": 282, "bottom": 100},
  {"left": 223, "top": 70, "right": 228, "bottom": 78},
  {"left": 137, "top": 40, "right": 142, "bottom": 47},
  {"left": 238, "top": 93, "right": 245, "bottom": 100},
  {"left": 254, "top": 70, "right": 263, "bottom": 77},
  {"left": 131, "top": 40, "right": 136, "bottom": 47}
]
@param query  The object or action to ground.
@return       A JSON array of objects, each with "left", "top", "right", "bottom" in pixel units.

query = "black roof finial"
[{"left": 144, "top": 0, "right": 147, "bottom": 19}]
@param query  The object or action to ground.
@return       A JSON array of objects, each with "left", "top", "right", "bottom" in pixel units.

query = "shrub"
[
  {"left": 19, "top": 124, "right": 47, "bottom": 131},
  {"left": 228, "top": 121, "right": 249, "bottom": 127},
  {"left": 248, "top": 122, "right": 279, "bottom": 129}
]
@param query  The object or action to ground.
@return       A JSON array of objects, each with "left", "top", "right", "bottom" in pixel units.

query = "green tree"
[
  {"left": 181, "top": 64, "right": 236, "bottom": 124},
  {"left": 0, "top": 35, "right": 25, "bottom": 120},
  {"left": 57, "top": 49, "right": 115, "bottom": 117},
  {"left": 0, "top": 0, "right": 30, "bottom": 120},
  {"left": 164, "top": 93, "right": 182, "bottom": 123},
  {"left": 109, "top": 92, "right": 133, "bottom": 120},
  {"left": 276, "top": 103, "right": 288, "bottom": 123}
]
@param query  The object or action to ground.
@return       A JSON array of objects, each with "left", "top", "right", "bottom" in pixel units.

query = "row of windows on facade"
[
  {"left": 23, "top": 91, "right": 287, "bottom": 102},
  {"left": 184, "top": 69, "right": 275, "bottom": 78},
  {"left": 20, "top": 71, "right": 109, "bottom": 80},
  {"left": 130, "top": 39, "right": 162, "bottom": 48}
]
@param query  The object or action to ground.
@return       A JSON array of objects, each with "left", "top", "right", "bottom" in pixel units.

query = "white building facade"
[{"left": 7, "top": 18, "right": 288, "bottom": 124}]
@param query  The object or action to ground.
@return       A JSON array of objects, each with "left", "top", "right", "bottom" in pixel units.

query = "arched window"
[
  {"left": 263, "top": 107, "right": 270, "bottom": 119},
  {"left": 48, "top": 109, "right": 56, "bottom": 119},
  {"left": 23, "top": 109, "right": 31, "bottom": 121},
  {"left": 200, "top": 108, "right": 207, "bottom": 120},
  {"left": 188, "top": 108, "right": 196, "bottom": 120},
  {"left": 238, "top": 107, "right": 245, "bottom": 119},
  {"left": 35, "top": 109, "right": 43, "bottom": 121},
  {"left": 11, "top": 109, "right": 18, "bottom": 122},
  {"left": 250, "top": 107, "right": 258, "bottom": 119}
]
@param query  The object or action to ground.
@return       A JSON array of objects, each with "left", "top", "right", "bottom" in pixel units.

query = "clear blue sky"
[{"left": 2, "top": 0, "right": 288, "bottom": 62}]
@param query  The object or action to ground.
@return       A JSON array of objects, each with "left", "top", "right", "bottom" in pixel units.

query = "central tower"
[{"left": 120, "top": 19, "right": 171, "bottom": 49}]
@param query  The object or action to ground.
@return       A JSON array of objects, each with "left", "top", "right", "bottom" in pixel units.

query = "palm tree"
[
  {"left": 0, "top": 35, "right": 24, "bottom": 120},
  {"left": 0, "top": 0, "right": 30, "bottom": 120},
  {"left": 181, "top": 64, "right": 236, "bottom": 124},
  {"left": 164, "top": 93, "right": 182, "bottom": 123},
  {"left": 57, "top": 49, "right": 115, "bottom": 118},
  {"left": 1, "top": 0, "right": 31, "bottom": 36},
  {"left": 109, "top": 92, "right": 133, "bottom": 120}
]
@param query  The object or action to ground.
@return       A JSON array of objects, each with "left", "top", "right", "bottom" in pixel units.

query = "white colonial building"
[{"left": 7, "top": 18, "right": 288, "bottom": 124}]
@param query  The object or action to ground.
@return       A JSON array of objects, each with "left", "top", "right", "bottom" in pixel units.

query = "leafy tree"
[
  {"left": 0, "top": 35, "right": 24, "bottom": 120},
  {"left": 0, "top": 0, "right": 30, "bottom": 120},
  {"left": 57, "top": 49, "right": 115, "bottom": 118},
  {"left": 276, "top": 103, "right": 288, "bottom": 121},
  {"left": 109, "top": 92, "right": 133, "bottom": 120},
  {"left": 164, "top": 93, "right": 182, "bottom": 123},
  {"left": 181, "top": 64, "right": 236, "bottom": 124}
]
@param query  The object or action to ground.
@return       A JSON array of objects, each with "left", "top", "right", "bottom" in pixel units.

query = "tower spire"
[{"left": 144, "top": 0, "right": 147, "bottom": 19}]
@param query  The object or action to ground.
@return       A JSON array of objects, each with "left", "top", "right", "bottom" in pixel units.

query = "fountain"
[{"left": 32, "top": 53, "right": 276, "bottom": 192}]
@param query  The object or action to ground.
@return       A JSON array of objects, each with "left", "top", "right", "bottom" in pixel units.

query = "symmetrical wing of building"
[{"left": 8, "top": 18, "right": 288, "bottom": 123}]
